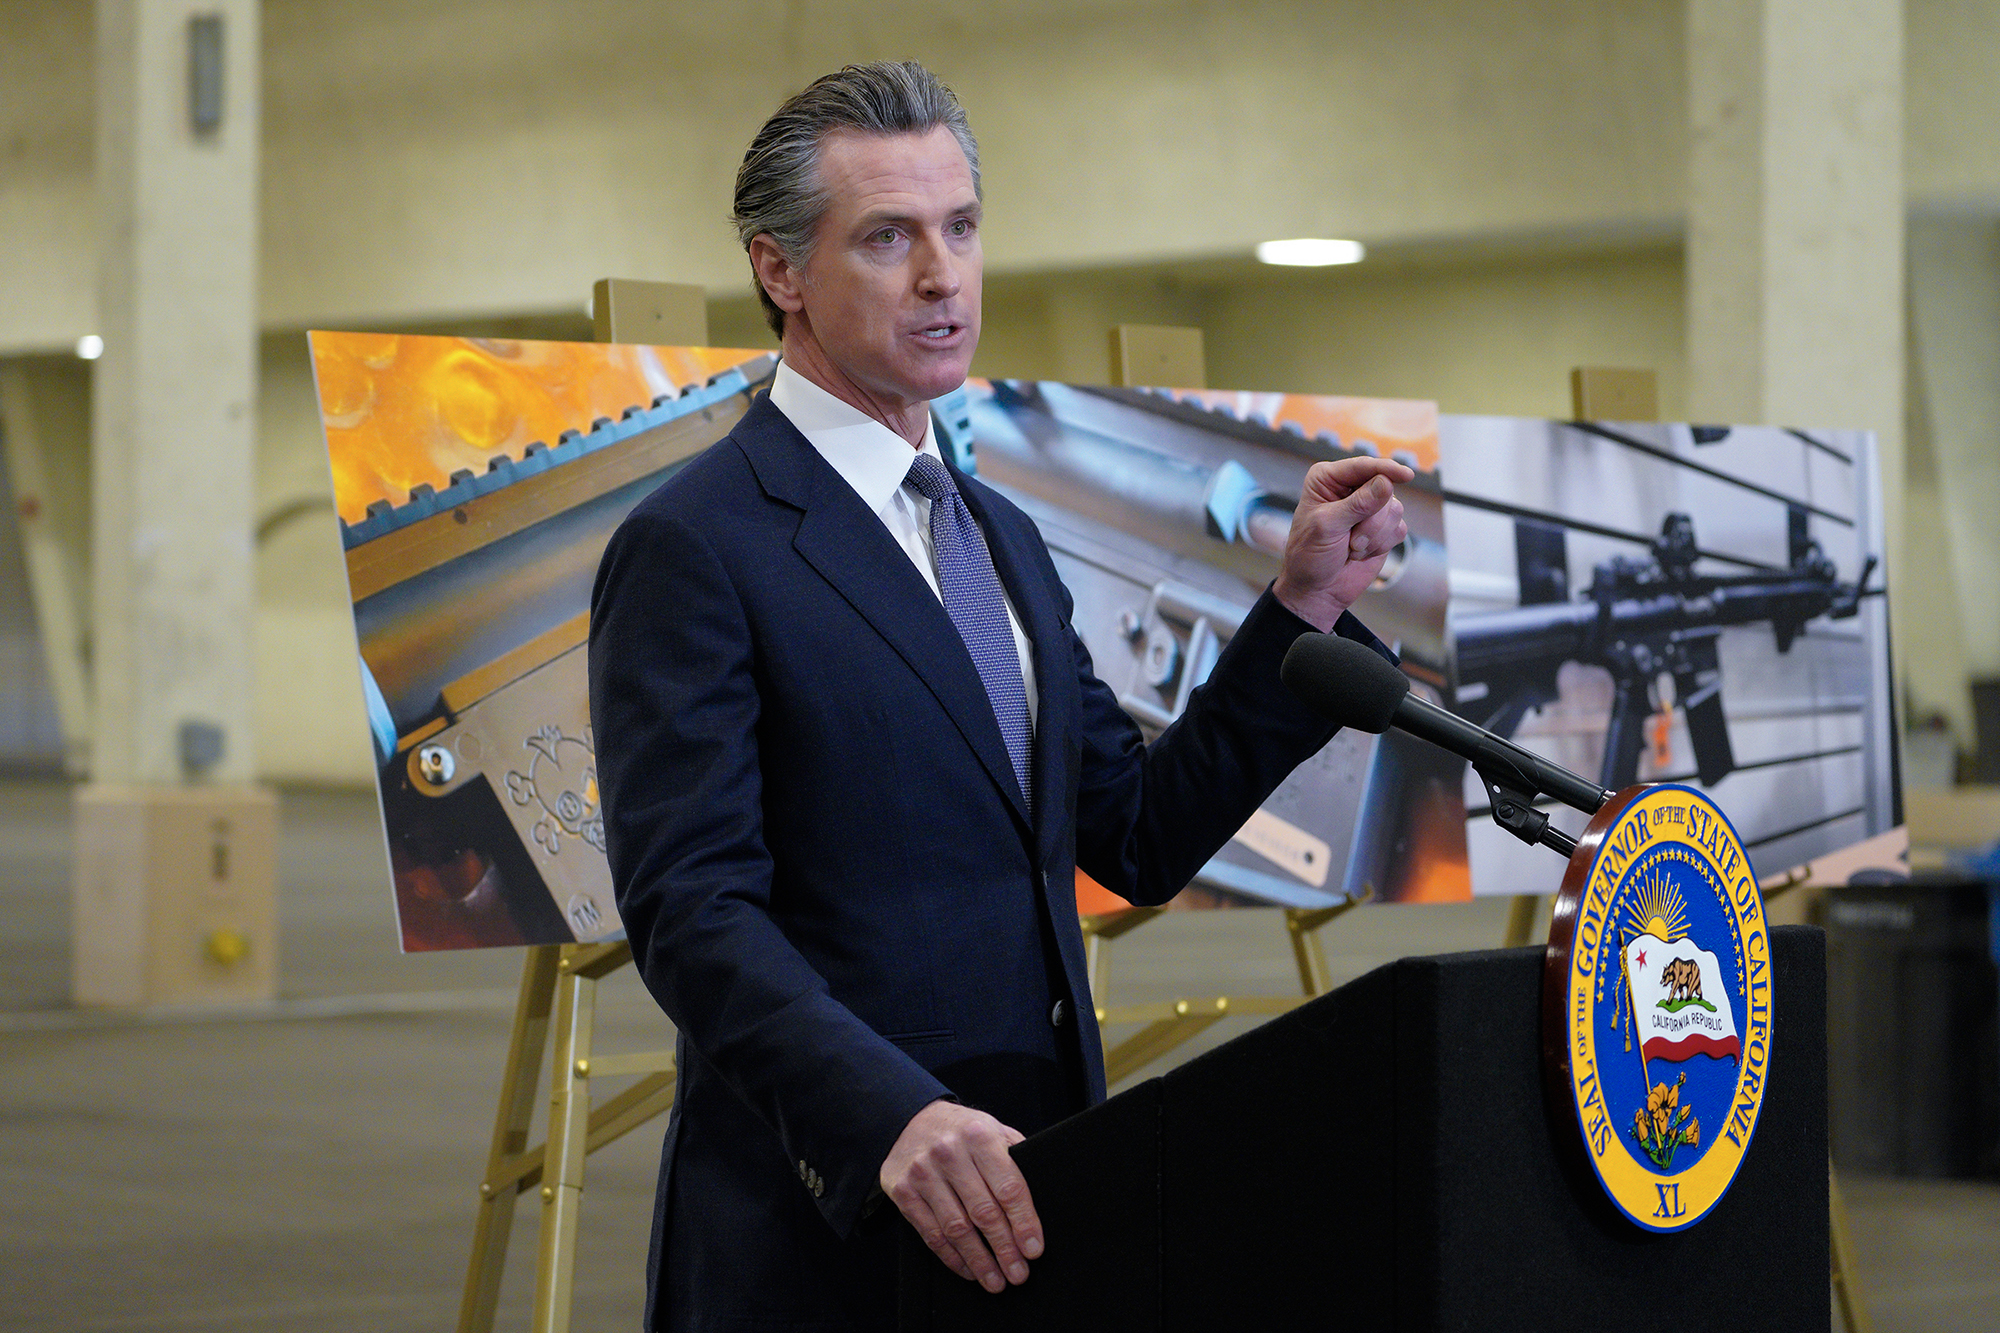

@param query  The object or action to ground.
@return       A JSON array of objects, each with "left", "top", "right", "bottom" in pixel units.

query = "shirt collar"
[{"left": 769, "top": 359, "right": 940, "bottom": 516}]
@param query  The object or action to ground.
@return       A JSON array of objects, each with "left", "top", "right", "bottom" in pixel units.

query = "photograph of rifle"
[
  {"left": 1437, "top": 416, "right": 1894, "bottom": 890},
  {"left": 945, "top": 377, "right": 1467, "bottom": 906},
  {"left": 1454, "top": 507, "right": 1878, "bottom": 791}
]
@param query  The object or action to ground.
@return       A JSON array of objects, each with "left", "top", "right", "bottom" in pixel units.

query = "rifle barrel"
[{"left": 1455, "top": 577, "right": 1852, "bottom": 686}]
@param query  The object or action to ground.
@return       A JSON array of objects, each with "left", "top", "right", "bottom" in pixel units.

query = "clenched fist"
[{"left": 1271, "top": 456, "right": 1415, "bottom": 631}]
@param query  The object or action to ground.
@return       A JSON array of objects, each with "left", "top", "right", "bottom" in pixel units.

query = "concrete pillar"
[
  {"left": 1687, "top": 0, "right": 1904, "bottom": 442},
  {"left": 1686, "top": 0, "right": 1908, "bottom": 728},
  {"left": 1907, "top": 217, "right": 2000, "bottom": 740},
  {"left": 77, "top": 0, "right": 275, "bottom": 1007},
  {"left": 1686, "top": 0, "right": 1904, "bottom": 540},
  {"left": 1686, "top": 0, "right": 1904, "bottom": 526},
  {"left": 1900, "top": 331, "right": 1973, "bottom": 746}
]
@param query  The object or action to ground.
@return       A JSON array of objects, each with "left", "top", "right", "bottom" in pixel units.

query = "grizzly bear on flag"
[
  {"left": 1660, "top": 956, "right": 1704, "bottom": 1004},
  {"left": 1625, "top": 933, "right": 1741, "bottom": 1063}
]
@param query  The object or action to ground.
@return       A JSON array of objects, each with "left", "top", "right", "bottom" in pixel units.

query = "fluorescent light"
[
  {"left": 75, "top": 334, "right": 104, "bottom": 360},
  {"left": 1255, "top": 238, "right": 1365, "bottom": 267}
]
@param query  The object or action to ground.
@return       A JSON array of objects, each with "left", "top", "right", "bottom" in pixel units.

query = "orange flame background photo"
[{"left": 311, "top": 332, "right": 766, "bottom": 525}]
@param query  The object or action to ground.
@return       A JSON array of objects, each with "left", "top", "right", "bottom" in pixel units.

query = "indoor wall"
[{"left": 1, "top": 0, "right": 1998, "bottom": 778}]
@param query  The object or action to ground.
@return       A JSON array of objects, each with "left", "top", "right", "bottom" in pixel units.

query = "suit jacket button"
[
  {"left": 797, "top": 1160, "right": 809, "bottom": 1181},
  {"left": 1050, "top": 999, "right": 1068, "bottom": 1028}
]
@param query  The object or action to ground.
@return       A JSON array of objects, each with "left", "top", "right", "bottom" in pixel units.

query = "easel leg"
[
  {"left": 1503, "top": 894, "right": 1541, "bottom": 947},
  {"left": 1085, "top": 928, "right": 1107, "bottom": 1010},
  {"left": 531, "top": 945, "right": 603, "bottom": 1333},
  {"left": 1088, "top": 902, "right": 1353, "bottom": 1088},
  {"left": 1285, "top": 903, "right": 1355, "bottom": 996},
  {"left": 1082, "top": 907, "right": 1163, "bottom": 1013},
  {"left": 459, "top": 945, "right": 561, "bottom": 1333},
  {"left": 1829, "top": 1160, "right": 1873, "bottom": 1333},
  {"left": 1103, "top": 1001, "right": 1231, "bottom": 1084}
]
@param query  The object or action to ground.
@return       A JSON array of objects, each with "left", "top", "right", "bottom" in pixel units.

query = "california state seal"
[{"left": 1544, "top": 784, "right": 1772, "bottom": 1232}]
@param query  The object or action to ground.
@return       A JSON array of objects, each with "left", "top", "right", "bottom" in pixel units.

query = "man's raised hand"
[
  {"left": 1271, "top": 456, "right": 1415, "bottom": 632},
  {"left": 880, "top": 1099, "right": 1043, "bottom": 1293}
]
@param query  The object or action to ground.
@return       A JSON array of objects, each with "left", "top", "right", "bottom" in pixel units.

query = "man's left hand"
[
  {"left": 881, "top": 1100, "right": 1042, "bottom": 1294},
  {"left": 1271, "top": 456, "right": 1415, "bottom": 632}
]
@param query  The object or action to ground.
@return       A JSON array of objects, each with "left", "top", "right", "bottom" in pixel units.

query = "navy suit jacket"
[{"left": 589, "top": 393, "right": 1389, "bottom": 1330}]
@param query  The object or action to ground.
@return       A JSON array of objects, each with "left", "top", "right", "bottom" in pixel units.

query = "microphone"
[{"left": 1281, "top": 633, "right": 1613, "bottom": 856}]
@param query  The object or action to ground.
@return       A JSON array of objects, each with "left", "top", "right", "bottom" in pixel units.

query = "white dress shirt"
[{"left": 768, "top": 360, "right": 1038, "bottom": 730}]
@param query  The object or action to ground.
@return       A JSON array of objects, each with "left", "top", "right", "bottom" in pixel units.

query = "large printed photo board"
[
  {"left": 312, "top": 334, "right": 1460, "bottom": 951},
  {"left": 1438, "top": 417, "right": 1894, "bottom": 893},
  {"left": 311, "top": 334, "right": 1893, "bottom": 950}
]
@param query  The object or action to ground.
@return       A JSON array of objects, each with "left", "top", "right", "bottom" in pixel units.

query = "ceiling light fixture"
[{"left": 1255, "top": 238, "right": 1365, "bottom": 267}]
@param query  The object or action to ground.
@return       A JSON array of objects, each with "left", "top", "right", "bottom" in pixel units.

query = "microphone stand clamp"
[{"left": 1476, "top": 767, "right": 1579, "bottom": 860}]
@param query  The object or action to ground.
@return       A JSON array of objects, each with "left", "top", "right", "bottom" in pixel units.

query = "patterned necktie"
[{"left": 903, "top": 452, "right": 1034, "bottom": 813}]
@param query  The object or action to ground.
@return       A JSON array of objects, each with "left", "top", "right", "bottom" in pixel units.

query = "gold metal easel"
[
  {"left": 456, "top": 942, "right": 677, "bottom": 1333},
  {"left": 1084, "top": 898, "right": 1364, "bottom": 1085},
  {"left": 461, "top": 897, "right": 1370, "bottom": 1331},
  {"left": 456, "top": 282, "right": 709, "bottom": 1333},
  {"left": 1502, "top": 893, "right": 1542, "bottom": 947},
  {"left": 1828, "top": 1160, "right": 1873, "bottom": 1333}
]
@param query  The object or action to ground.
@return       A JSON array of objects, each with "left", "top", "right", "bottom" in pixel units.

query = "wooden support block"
[
  {"left": 592, "top": 278, "right": 708, "bottom": 346},
  {"left": 1109, "top": 324, "right": 1206, "bottom": 389},
  {"left": 1569, "top": 366, "right": 1659, "bottom": 422},
  {"left": 71, "top": 783, "right": 278, "bottom": 1007}
]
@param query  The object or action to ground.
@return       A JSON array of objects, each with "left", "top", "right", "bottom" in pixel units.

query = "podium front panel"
[{"left": 902, "top": 926, "right": 1827, "bottom": 1331}]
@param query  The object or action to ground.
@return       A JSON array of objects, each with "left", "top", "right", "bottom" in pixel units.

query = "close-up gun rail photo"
[{"left": 1437, "top": 416, "right": 1895, "bottom": 889}]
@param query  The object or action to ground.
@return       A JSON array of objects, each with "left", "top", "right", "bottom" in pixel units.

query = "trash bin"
[{"left": 1824, "top": 873, "right": 2000, "bottom": 1177}]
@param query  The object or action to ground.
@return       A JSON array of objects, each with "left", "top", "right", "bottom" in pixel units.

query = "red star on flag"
[{"left": 1636, "top": 948, "right": 1648, "bottom": 968}]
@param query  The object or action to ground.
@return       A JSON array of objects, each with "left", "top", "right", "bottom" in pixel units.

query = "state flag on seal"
[{"left": 1622, "top": 934, "right": 1741, "bottom": 1063}]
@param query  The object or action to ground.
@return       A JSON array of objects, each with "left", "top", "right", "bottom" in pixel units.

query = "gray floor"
[{"left": 0, "top": 778, "right": 1993, "bottom": 1330}]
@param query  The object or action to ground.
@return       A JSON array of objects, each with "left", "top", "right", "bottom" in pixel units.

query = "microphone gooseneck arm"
[
  {"left": 1394, "top": 692, "right": 1607, "bottom": 858},
  {"left": 1279, "top": 632, "right": 1613, "bottom": 860}
]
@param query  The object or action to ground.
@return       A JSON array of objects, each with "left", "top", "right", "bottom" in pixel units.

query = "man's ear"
[{"left": 749, "top": 235, "right": 807, "bottom": 316}]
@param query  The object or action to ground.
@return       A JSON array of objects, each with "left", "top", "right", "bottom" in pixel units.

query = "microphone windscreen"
[{"left": 1280, "top": 633, "right": 1410, "bottom": 734}]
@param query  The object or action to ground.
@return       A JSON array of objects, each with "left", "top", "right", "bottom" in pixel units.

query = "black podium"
[{"left": 900, "top": 925, "right": 1828, "bottom": 1331}]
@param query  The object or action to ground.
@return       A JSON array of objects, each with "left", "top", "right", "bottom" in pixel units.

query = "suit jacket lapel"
[{"left": 735, "top": 396, "right": 1032, "bottom": 832}]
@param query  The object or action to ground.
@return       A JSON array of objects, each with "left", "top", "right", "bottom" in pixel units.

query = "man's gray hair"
[{"left": 733, "top": 61, "right": 981, "bottom": 339}]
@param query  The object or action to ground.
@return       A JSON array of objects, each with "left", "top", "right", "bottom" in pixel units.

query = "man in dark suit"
[{"left": 589, "top": 61, "right": 1411, "bottom": 1332}]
